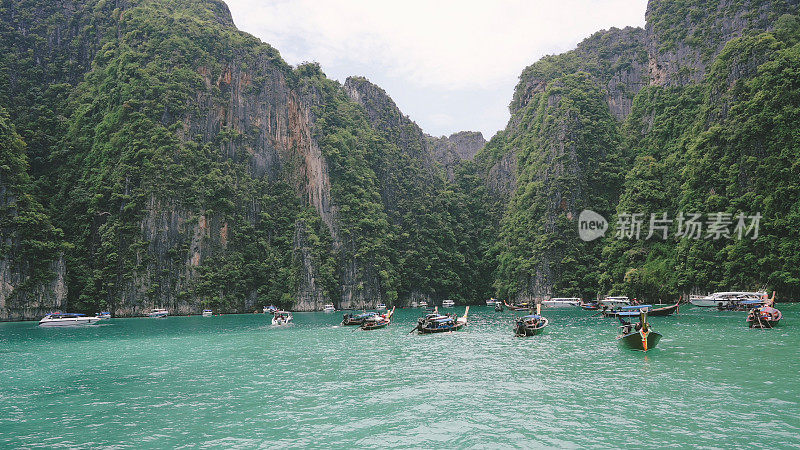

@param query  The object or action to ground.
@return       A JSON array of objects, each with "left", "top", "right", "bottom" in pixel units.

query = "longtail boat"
[
  {"left": 360, "top": 307, "right": 394, "bottom": 330},
  {"left": 648, "top": 300, "right": 681, "bottom": 317},
  {"left": 341, "top": 311, "right": 378, "bottom": 326},
  {"left": 514, "top": 304, "right": 548, "bottom": 336},
  {"left": 616, "top": 306, "right": 661, "bottom": 351},
  {"left": 413, "top": 307, "right": 469, "bottom": 334},
  {"left": 504, "top": 301, "right": 532, "bottom": 311},
  {"left": 747, "top": 305, "right": 782, "bottom": 329},
  {"left": 580, "top": 300, "right": 600, "bottom": 310}
]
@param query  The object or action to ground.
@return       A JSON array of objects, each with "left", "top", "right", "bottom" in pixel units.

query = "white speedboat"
[
  {"left": 442, "top": 299, "right": 455, "bottom": 308},
  {"left": 410, "top": 301, "right": 419, "bottom": 308},
  {"left": 689, "top": 291, "right": 768, "bottom": 308},
  {"left": 148, "top": 308, "right": 168, "bottom": 318},
  {"left": 323, "top": 303, "right": 336, "bottom": 313},
  {"left": 542, "top": 297, "right": 581, "bottom": 308},
  {"left": 376, "top": 303, "right": 387, "bottom": 311},
  {"left": 418, "top": 301, "right": 428, "bottom": 308},
  {"left": 486, "top": 298, "right": 499, "bottom": 307},
  {"left": 272, "top": 311, "right": 293, "bottom": 325},
  {"left": 599, "top": 296, "right": 631, "bottom": 309},
  {"left": 39, "top": 313, "right": 102, "bottom": 327},
  {"left": 202, "top": 309, "right": 213, "bottom": 317},
  {"left": 95, "top": 311, "right": 112, "bottom": 319}
]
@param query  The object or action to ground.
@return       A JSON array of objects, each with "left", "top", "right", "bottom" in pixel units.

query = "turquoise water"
[{"left": 1, "top": 305, "right": 799, "bottom": 448}]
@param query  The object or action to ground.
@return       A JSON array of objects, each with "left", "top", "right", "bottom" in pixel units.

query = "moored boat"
[
  {"left": 648, "top": 300, "right": 681, "bottom": 317},
  {"left": 376, "top": 303, "right": 387, "bottom": 311},
  {"left": 580, "top": 300, "right": 600, "bottom": 310},
  {"left": 486, "top": 298, "right": 499, "bottom": 307},
  {"left": 617, "top": 306, "right": 661, "bottom": 352},
  {"left": 95, "top": 311, "right": 112, "bottom": 319},
  {"left": 148, "top": 308, "right": 168, "bottom": 318},
  {"left": 746, "top": 305, "right": 782, "bottom": 329},
  {"left": 360, "top": 307, "right": 395, "bottom": 330},
  {"left": 323, "top": 303, "right": 336, "bottom": 313},
  {"left": 263, "top": 305, "right": 277, "bottom": 314},
  {"left": 442, "top": 299, "right": 455, "bottom": 308},
  {"left": 504, "top": 301, "right": 532, "bottom": 311},
  {"left": 413, "top": 307, "right": 469, "bottom": 334},
  {"left": 542, "top": 297, "right": 581, "bottom": 308},
  {"left": 202, "top": 309, "right": 213, "bottom": 317},
  {"left": 514, "top": 304, "right": 548, "bottom": 336},
  {"left": 341, "top": 311, "right": 378, "bottom": 326},
  {"left": 39, "top": 313, "right": 102, "bottom": 327},
  {"left": 418, "top": 301, "right": 428, "bottom": 309},
  {"left": 689, "top": 291, "right": 768, "bottom": 308},
  {"left": 600, "top": 296, "right": 631, "bottom": 309},
  {"left": 271, "top": 311, "right": 293, "bottom": 325}
]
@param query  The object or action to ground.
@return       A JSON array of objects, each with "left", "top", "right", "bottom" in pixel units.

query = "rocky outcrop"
[
  {"left": 428, "top": 131, "right": 486, "bottom": 180},
  {"left": 645, "top": 0, "right": 799, "bottom": 87}
]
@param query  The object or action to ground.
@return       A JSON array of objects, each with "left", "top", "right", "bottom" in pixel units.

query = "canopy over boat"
[
  {"left": 522, "top": 314, "right": 542, "bottom": 319},
  {"left": 621, "top": 305, "right": 652, "bottom": 310}
]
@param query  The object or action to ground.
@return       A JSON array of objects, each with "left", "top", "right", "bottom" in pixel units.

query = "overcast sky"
[{"left": 226, "top": 0, "right": 647, "bottom": 139}]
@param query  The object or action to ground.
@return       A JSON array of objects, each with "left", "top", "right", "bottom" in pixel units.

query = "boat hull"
[
  {"left": 648, "top": 302, "right": 680, "bottom": 317},
  {"left": 361, "top": 321, "right": 389, "bottom": 330},
  {"left": 514, "top": 318, "right": 548, "bottom": 336},
  {"left": 617, "top": 330, "right": 662, "bottom": 351},
  {"left": 39, "top": 317, "right": 102, "bottom": 327},
  {"left": 748, "top": 319, "right": 780, "bottom": 329},
  {"left": 418, "top": 322, "right": 465, "bottom": 334}
]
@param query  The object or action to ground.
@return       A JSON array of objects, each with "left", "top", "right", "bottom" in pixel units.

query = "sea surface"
[{"left": 1, "top": 305, "right": 799, "bottom": 448}]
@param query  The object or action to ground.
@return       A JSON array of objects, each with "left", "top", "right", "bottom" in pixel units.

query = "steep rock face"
[
  {"left": 427, "top": 131, "right": 486, "bottom": 180},
  {"left": 0, "top": 106, "right": 66, "bottom": 320},
  {"left": 645, "top": 0, "right": 799, "bottom": 86},
  {"left": 512, "top": 26, "right": 648, "bottom": 121}
]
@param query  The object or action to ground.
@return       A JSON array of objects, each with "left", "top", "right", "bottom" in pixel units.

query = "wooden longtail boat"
[
  {"left": 747, "top": 305, "right": 782, "bottom": 329},
  {"left": 341, "top": 311, "right": 377, "bottom": 326},
  {"left": 414, "top": 307, "right": 469, "bottom": 334},
  {"left": 514, "top": 304, "right": 549, "bottom": 336},
  {"left": 648, "top": 300, "right": 681, "bottom": 317},
  {"left": 504, "top": 301, "right": 532, "bottom": 311},
  {"left": 360, "top": 307, "right": 394, "bottom": 330},
  {"left": 617, "top": 306, "right": 661, "bottom": 351},
  {"left": 580, "top": 300, "right": 600, "bottom": 311}
]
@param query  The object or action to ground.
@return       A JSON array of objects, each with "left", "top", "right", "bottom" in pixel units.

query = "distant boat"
[
  {"left": 410, "top": 301, "right": 419, "bottom": 308},
  {"left": 264, "top": 305, "right": 277, "bottom": 314},
  {"left": 323, "top": 304, "right": 336, "bottom": 313},
  {"left": 418, "top": 301, "right": 428, "bottom": 309},
  {"left": 148, "top": 308, "right": 168, "bottom": 318},
  {"left": 341, "top": 311, "right": 378, "bottom": 326},
  {"left": 602, "top": 302, "right": 680, "bottom": 318},
  {"left": 514, "top": 304, "right": 548, "bottom": 336},
  {"left": 542, "top": 297, "right": 581, "bottom": 308},
  {"left": 272, "top": 311, "right": 293, "bottom": 325},
  {"left": 504, "top": 301, "right": 532, "bottom": 311},
  {"left": 360, "top": 307, "right": 395, "bottom": 330},
  {"left": 442, "top": 299, "right": 455, "bottom": 308},
  {"left": 486, "top": 298, "right": 499, "bottom": 307},
  {"left": 617, "top": 306, "right": 662, "bottom": 351},
  {"left": 202, "top": 309, "right": 213, "bottom": 317},
  {"left": 376, "top": 303, "right": 387, "bottom": 311},
  {"left": 580, "top": 300, "right": 601, "bottom": 310},
  {"left": 413, "top": 307, "right": 469, "bottom": 334},
  {"left": 600, "top": 296, "right": 631, "bottom": 309},
  {"left": 689, "top": 291, "right": 768, "bottom": 308},
  {"left": 39, "top": 313, "right": 102, "bottom": 327},
  {"left": 747, "top": 305, "right": 782, "bottom": 329},
  {"left": 95, "top": 312, "right": 112, "bottom": 319}
]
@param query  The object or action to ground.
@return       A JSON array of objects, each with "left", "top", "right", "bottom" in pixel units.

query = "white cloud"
[{"left": 225, "top": 0, "right": 647, "bottom": 137}]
